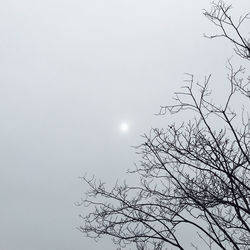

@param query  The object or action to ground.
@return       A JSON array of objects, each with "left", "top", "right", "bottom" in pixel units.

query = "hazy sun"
[{"left": 120, "top": 122, "right": 129, "bottom": 133}]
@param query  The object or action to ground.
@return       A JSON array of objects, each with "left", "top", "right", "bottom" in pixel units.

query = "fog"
[{"left": 0, "top": 0, "right": 249, "bottom": 249}]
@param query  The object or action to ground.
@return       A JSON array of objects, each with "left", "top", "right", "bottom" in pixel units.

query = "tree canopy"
[{"left": 79, "top": 1, "right": 250, "bottom": 249}]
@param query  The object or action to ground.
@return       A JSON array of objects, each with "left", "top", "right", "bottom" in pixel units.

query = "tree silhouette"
[{"left": 78, "top": 2, "right": 250, "bottom": 249}]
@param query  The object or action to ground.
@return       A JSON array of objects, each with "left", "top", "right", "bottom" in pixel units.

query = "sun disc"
[{"left": 120, "top": 122, "right": 129, "bottom": 133}]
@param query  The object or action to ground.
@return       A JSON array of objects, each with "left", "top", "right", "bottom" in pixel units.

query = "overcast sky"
[{"left": 0, "top": 0, "right": 249, "bottom": 249}]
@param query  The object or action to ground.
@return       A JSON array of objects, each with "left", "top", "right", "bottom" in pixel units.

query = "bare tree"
[
  {"left": 204, "top": 1, "right": 250, "bottom": 60},
  {"left": 78, "top": 2, "right": 250, "bottom": 249}
]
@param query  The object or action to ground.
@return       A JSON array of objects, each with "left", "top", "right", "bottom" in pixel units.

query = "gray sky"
[{"left": 0, "top": 0, "right": 249, "bottom": 249}]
